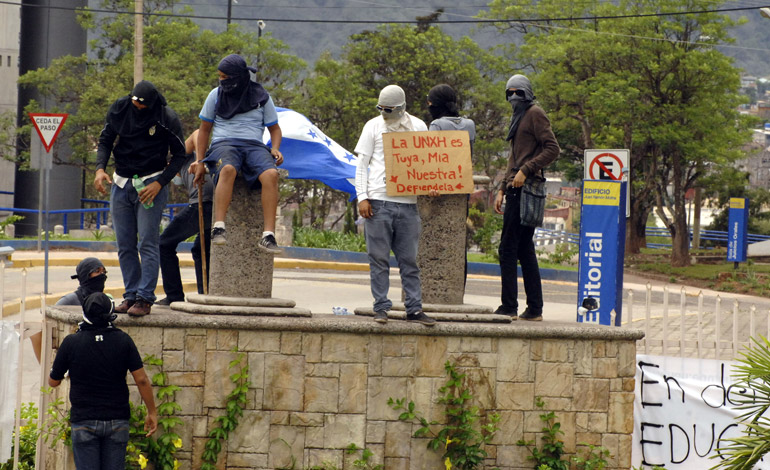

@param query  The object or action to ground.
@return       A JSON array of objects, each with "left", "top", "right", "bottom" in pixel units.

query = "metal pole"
[
  {"left": 44, "top": 163, "right": 50, "bottom": 294},
  {"left": 134, "top": 0, "right": 143, "bottom": 84},
  {"left": 36, "top": 167, "right": 42, "bottom": 251},
  {"left": 227, "top": 0, "right": 232, "bottom": 24}
]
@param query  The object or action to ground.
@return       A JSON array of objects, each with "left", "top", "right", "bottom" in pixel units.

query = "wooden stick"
[{"left": 197, "top": 179, "right": 208, "bottom": 295}]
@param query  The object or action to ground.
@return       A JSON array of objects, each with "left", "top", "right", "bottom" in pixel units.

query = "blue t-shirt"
[{"left": 199, "top": 88, "right": 279, "bottom": 144}]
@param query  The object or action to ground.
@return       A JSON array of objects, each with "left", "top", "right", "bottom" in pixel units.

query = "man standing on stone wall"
[
  {"left": 94, "top": 80, "right": 187, "bottom": 317},
  {"left": 355, "top": 84, "right": 436, "bottom": 326},
  {"left": 494, "top": 74, "right": 560, "bottom": 321}
]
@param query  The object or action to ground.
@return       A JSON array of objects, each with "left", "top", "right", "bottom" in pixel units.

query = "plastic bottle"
[
  {"left": 332, "top": 306, "right": 351, "bottom": 315},
  {"left": 132, "top": 175, "right": 154, "bottom": 209}
]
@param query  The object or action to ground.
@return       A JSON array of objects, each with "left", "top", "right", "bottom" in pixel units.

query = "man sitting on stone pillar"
[{"left": 193, "top": 54, "right": 284, "bottom": 254}]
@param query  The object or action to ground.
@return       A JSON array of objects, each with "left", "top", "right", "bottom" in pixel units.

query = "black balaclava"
[
  {"left": 71, "top": 257, "right": 107, "bottom": 305},
  {"left": 428, "top": 84, "right": 460, "bottom": 121},
  {"left": 81, "top": 292, "right": 117, "bottom": 328},
  {"left": 505, "top": 74, "right": 535, "bottom": 142},
  {"left": 106, "top": 80, "right": 167, "bottom": 138},
  {"left": 215, "top": 54, "right": 269, "bottom": 120}
]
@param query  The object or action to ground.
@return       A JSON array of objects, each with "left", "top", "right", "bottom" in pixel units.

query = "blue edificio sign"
[
  {"left": 727, "top": 197, "right": 749, "bottom": 263},
  {"left": 577, "top": 180, "right": 627, "bottom": 326}
]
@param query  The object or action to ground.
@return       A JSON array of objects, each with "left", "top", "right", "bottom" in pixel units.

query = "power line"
[
  {"left": 2, "top": 0, "right": 769, "bottom": 54},
  {"left": 1, "top": 0, "right": 769, "bottom": 25}
]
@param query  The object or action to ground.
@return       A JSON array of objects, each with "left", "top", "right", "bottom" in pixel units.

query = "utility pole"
[
  {"left": 256, "top": 20, "right": 265, "bottom": 68},
  {"left": 134, "top": 0, "right": 144, "bottom": 84},
  {"left": 227, "top": 0, "right": 233, "bottom": 25}
]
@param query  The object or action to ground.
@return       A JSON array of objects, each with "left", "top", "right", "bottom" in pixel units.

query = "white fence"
[{"left": 622, "top": 283, "right": 770, "bottom": 361}]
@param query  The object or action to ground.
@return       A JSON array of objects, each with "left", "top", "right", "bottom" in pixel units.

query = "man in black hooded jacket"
[
  {"left": 94, "top": 80, "right": 187, "bottom": 317},
  {"left": 56, "top": 257, "right": 108, "bottom": 306},
  {"left": 49, "top": 292, "right": 157, "bottom": 470}
]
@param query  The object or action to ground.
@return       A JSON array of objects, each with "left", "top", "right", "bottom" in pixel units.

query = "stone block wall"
[{"left": 44, "top": 309, "right": 642, "bottom": 470}]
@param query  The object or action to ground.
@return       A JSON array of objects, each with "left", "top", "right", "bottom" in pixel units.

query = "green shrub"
[
  {"left": 293, "top": 226, "right": 366, "bottom": 252},
  {"left": 468, "top": 207, "right": 503, "bottom": 261},
  {"left": 1, "top": 403, "right": 38, "bottom": 470}
]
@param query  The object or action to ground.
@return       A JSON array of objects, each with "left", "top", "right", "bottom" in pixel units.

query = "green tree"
[
  {"left": 17, "top": 0, "right": 304, "bottom": 200},
  {"left": 482, "top": 0, "right": 753, "bottom": 266},
  {"left": 291, "top": 20, "right": 514, "bottom": 229}
]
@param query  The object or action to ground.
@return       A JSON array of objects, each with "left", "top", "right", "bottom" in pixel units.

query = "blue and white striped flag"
[{"left": 263, "top": 107, "right": 357, "bottom": 196}]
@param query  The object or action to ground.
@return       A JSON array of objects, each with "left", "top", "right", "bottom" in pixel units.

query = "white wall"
[{"left": 0, "top": 2, "right": 19, "bottom": 201}]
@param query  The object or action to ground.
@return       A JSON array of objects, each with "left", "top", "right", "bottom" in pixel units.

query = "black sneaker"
[
  {"left": 406, "top": 311, "right": 436, "bottom": 326},
  {"left": 373, "top": 311, "right": 388, "bottom": 324},
  {"left": 258, "top": 234, "right": 282, "bottom": 254},
  {"left": 519, "top": 308, "right": 543, "bottom": 322},
  {"left": 155, "top": 297, "right": 181, "bottom": 306},
  {"left": 212, "top": 227, "right": 227, "bottom": 245},
  {"left": 494, "top": 306, "right": 518, "bottom": 320}
]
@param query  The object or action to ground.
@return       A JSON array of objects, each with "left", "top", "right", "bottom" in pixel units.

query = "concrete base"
[
  {"left": 171, "top": 293, "right": 311, "bottom": 317},
  {"left": 417, "top": 194, "right": 468, "bottom": 305},
  {"left": 45, "top": 304, "right": 642, "bottom": 470},
  {"left": 354, "top": 301, "right": 506, "bottom": 323},
  {"left": 208, "top": 178, "right": 274, "bottom": 298}
]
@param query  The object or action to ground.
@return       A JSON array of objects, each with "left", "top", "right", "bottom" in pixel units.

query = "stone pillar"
[
  {"left": 417, "top": 194, "right": 467, "bottom": 305},
  {"left": 208, "top": 178, "right": 274, "bottom": 298}
]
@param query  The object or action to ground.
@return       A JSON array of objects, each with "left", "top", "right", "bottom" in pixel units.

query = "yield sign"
[{"left": 29, "top": 113, "right": 68, "bottom": 153}]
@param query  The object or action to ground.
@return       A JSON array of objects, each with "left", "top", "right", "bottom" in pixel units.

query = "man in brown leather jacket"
[{"left": 494, "top": 74, "right": 560, "bottom": 321}]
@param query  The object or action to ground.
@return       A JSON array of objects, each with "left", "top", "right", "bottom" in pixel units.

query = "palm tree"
[{"left": 712, "top": 336, "right": 770, "bottom": 469}]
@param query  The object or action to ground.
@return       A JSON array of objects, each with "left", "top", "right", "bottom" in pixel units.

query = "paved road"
[{"left": 4, "top": 250, "right": 770, "bottom": 406}]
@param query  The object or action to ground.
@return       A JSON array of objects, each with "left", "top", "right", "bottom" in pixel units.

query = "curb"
[{"left": 0, "top": 239, "right": 578, "bottom": 281}]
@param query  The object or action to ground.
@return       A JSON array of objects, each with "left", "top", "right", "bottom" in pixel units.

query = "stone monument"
[{"left": 172, "top": 177, "right": 309, "bottom": 316}]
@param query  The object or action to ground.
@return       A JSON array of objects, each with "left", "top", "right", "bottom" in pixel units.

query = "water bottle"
[
  {"left": 332, "top": 306, "right": 351, "bottom": 316},
  {"left": 132, "top": 175, "right": 153, "bottom": 209}
]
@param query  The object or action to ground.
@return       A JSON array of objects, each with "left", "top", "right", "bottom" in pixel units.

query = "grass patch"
[
  {"left": 467, "top": 252, "right": 578, "bottom": 271},
  {"left": 628, "top": 249, "right": 770, "bottom": 296}
]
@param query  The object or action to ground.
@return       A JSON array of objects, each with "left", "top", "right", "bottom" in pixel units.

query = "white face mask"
[{"left": 172, "top": 175, "right": 183, "bottom": 186}]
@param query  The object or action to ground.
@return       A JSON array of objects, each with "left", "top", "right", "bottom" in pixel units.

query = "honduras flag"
[{"left": 263, "top": 107, "right": 357, "bottom": 196}]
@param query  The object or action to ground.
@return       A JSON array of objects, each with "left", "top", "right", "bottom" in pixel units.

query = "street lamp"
[{"left": 761, "top": 7, "right": 770, "bottom": 19}]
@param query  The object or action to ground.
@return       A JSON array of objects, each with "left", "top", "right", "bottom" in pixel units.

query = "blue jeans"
[
  {"left": 71, "top": 419, "right": 130, "bottom": 470},
  {"left": 159, "top": 201, "right": 212, "bottom": 300},
  {"left": 364, "top": 200, "right": 423, "bottom": 315},
  {"left": 111, "top": 175, "right": 169, "bottom": 303}
]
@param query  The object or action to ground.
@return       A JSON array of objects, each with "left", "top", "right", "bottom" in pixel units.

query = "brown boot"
[
  {"left": 114, "top": 299, "right": 135, "bottom": 314},
  {"left": 127, "top": 299, "right": 152, "bottom": 317}
]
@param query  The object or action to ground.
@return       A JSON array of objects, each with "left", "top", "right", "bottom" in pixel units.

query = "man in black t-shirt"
[{"left": 49, "top": 293, "right": 157, "bottom": 470}]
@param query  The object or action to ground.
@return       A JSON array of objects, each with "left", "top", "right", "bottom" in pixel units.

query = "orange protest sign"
[{"left": 383, "top": 130, "right": 473, "bottom": 196}]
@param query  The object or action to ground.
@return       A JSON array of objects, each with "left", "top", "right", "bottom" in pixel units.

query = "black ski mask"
[
  {"left": 71, "top": 257, "right": 107, "bottom": 305},
  {"left": 81, "top": 292, "right": 117, "bottom": 328}
]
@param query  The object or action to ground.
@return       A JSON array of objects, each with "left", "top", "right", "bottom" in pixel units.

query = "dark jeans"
[
  {"left": 498, "top": 187, "right": 543, "bottom": 313},
  {"left": 111, "top": 175, "right": 169, "bottom": 303},
  {"left": 159, "top": 201, "right": 212, "bottom": 300},
  {"left": 71, "top": 419, "right": 129, "bottom": 470}
]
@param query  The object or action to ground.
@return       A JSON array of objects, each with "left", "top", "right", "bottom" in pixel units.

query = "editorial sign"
[
  {"left": 727, "top": 197, "right": 749, "bottom": 263},
  {"left": 384, "top": 130, "right": 473, "bottom": 196},
  {"left": 577, "top": 180, "right": 627, "bottom": 326}
]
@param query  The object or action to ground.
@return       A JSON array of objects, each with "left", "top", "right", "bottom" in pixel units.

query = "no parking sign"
[{"left": 584, "top": 149, "right": 630, "bottom": 216}]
